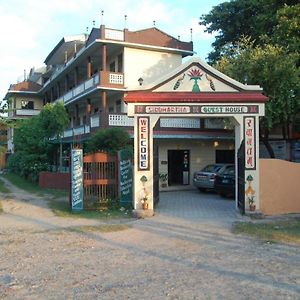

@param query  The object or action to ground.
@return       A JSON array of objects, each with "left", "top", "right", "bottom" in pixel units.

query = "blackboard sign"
[
  {"left": 118, "top": 149, "right": 133, "bottom": 205},
  {"left": 71, "top": 149, "right": 83, "bottom": 211}
]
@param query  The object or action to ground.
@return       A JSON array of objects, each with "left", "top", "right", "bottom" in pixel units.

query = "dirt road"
[{"left": 0, "top": 177, "right": 299, "bottom": 299}]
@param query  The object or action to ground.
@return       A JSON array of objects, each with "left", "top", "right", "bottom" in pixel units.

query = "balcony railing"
[
  {"left": 63, "top": 125, "right": 90, "bottom": 138},
  {"left": 108, "top": 114, "right": 134, "bottom": 127},
  {"left": 104, "top": 28, "right": 124, "bottom": 41},
  {"left": 99, "top": 71, "right": 124, "bottom": 87},
  {"left": 62, "top": 73, "right": 99, "bottom": 105},
  {"left": 15, "top": 109, "right": 41, "bottom": 116},
  {"left": 90, "top": 114, "right": 100, "bottom": 128}
]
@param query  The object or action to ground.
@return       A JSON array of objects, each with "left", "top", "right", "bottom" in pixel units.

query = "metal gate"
[
  {"left": 237, "top": 140, "right": 245, "bottom": 214},
  {"left": 83, "top": 152, "right": 118, "bottom": 209}
]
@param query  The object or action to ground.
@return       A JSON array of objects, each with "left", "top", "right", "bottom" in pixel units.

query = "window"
[
  {"left": 110, "top": 61, "right": 116, "bottom": 72},
  {"left": 116, "top": 100, "right": 121, "bottom": 113},
  {"left": 21, "top": 100, "right": 34, "bottom": 109},
  {"left": 117, "top": 54, "right": 123, "bottom": 72}
]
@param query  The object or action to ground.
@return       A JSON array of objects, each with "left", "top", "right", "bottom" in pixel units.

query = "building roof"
[{"left": 44, "top": 34, "right": 88, "bottom": 65}]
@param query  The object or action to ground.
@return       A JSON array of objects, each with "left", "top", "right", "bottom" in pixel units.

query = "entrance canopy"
[{"left": 124, "top": 57, "right": 268, "bottom": 215}]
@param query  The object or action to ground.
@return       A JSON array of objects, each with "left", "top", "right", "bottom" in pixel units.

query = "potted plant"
[
  {"left": 159, "top": 173, "right": 168, "bottom": 188},
  {"left": 248, "top": 196, "right": 256, "bottom": 211}
]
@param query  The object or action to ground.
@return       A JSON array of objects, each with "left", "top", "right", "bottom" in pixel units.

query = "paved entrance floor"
[{"left": 156, "top": 189, "right": 241, "bottom": 226}]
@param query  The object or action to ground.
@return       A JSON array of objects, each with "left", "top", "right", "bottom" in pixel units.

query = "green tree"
[
  {"left": 85, "top": 128, "right": 131, "bottom": 155},
  {"left": 8, "top": 103, "right": 69, "bottom": 182},
  {"left": 199, "top": 0, "right": 299, "bottom": 63},
  {"left": 216, "top": 38, "right": 300, "bottom": 156}
]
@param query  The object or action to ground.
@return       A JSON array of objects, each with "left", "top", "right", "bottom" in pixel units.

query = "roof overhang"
[{"left": 125, "top": 92, "right": 268, "bottom": 104}]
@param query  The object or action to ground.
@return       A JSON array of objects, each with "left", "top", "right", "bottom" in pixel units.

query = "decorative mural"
[
  {"left": 205, "top": 74, "right": 216, "bottom": 91},
  {"left": 187, "top": 68, "right": 203, "bottom": 92},
  {"left": 173, "top": 74, "right": 185, "bottom": 90},
  {"left": 245, "top": 174, "right": 256, "bottom": 210},
  {"left": 172, "top": 67, "right": 217, "bottom": 92}
]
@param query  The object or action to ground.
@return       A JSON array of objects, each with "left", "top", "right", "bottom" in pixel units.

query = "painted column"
[
  {"left": 235, "top": 115, "right": 260, "bottom": 211},
  {"left": 87, "top": 56, "right": 92, "bottom": 79},
  {"left": 101, "top": 91, "right": 107, "bottom": 127},
  {"left": 133, "top": 114, "right": 159, "bottom": 212}
]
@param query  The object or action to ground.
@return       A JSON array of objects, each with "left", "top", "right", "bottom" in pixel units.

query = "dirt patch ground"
[{"left": 0, "top": 177, "right": 299, "bottom": 299}]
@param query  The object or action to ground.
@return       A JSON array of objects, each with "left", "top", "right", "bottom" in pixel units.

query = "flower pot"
[
  {"left": 142, "top": 202, "right": 149, "bottom": 210},
  {"left": 249, "top": 204, "right": 256, "bottom": 211}
]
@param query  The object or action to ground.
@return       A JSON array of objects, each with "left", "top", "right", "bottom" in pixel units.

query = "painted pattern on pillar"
[
  {"left": 245, "top": 174, "right": 256, "bottom": 210},
  {"left": 244, "top": 116, "right": 256, "bottom": 170}
]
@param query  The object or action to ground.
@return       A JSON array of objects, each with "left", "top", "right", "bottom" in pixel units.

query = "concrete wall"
[
  {"left": 124, "top": 48, "right": 182, "bottom": 88},
  {"left": 260, "top": 159, "right": 300, "bottom": 215},
  {"left": 39, "top": 172, "right": 70, "bottom": 190}
]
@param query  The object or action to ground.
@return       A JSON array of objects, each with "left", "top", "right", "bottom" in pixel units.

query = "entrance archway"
[{"left": 124, "top": 58, "right": 268, "bottom": 216}]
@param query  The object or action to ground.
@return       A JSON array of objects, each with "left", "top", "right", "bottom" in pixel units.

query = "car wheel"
[{"left": 198, "top": 188, "right": 206, "bottom": 193}]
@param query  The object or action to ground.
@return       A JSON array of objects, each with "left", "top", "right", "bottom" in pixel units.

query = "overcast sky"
[{"left": 0, "top": 0, "right": 224, "bottom": 98}]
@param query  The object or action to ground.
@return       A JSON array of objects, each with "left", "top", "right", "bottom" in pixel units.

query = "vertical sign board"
[
  {"left": 71, "top": 148, "right": 83, "bottom": 211},
  {"left": 118, "top": 149, "right": 133, "bottom": 205},
  {"left": 244, "top": 117, "right": 256, "bottom": 170},
  {"left": 138, "top": 117, "right": 150, "bottom": 171}
]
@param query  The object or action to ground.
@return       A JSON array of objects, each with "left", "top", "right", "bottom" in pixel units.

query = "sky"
[{"left": 0, "top": 0, "right": 224, "bottom": 98}]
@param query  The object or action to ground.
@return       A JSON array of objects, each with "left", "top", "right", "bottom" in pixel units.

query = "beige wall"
[
  {"left": 260, "top": 159, "right": 300, "bottom": 215},
  {"left": 124, "top": 48, "right": 182, "bottom": 88},
  {"left": 157, "top": 139, "right": 234, "bottom": 185},
  {"left": 13, "top": 95, "right": 43, "bottom": 110}
]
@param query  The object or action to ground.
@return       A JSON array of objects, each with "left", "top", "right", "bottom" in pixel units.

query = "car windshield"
[
  {"left": 223, "top": 167, "right": 235, "bottom": 175},
  {"left": 202, "top": 165, "right": 223, "bottom": 173}
]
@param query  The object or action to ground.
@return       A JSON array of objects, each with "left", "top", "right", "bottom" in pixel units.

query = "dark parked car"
[
  {"left": 193, "top": 164, "right": 234, "bottom": 192},
  {"left": 214, "top": 165, "right": 235, "bottom": 198}
]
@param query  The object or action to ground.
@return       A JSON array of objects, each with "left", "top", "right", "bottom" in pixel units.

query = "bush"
[{"left": 85, "top": 128, "right": 132, "bottom": 154}]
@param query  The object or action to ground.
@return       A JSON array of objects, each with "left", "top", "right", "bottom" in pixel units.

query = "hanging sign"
[
  {"left": 244, "top": 117, "right": 256, "bottom": 170},
  {"left": 138, "top": 117, "right": 150, "bottom": 170},
  {"left": 71, "top": 148, "right": 83, "bottom": 211}
]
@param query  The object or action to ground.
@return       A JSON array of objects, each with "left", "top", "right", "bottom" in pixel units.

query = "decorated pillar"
[
  {"left": 234, "top": 115, "right": 260, "bottom": 212},
  {"left": 133, "top": 114, "right": 159, "bottom": 213}
]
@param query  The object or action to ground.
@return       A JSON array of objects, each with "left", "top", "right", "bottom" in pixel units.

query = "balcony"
[
  {"left": 104, "top": 28, "right": 124, "bottom": 41},
  {"left": 108, "top": 114, "right": 133, "bottom": 127},
  {"left": 62, "top": 124, "right": 90, "bottom": 138},
  {"left": 15, "top": 109, "right": 41, "bottom": 116},
  {"left": 99, "top": 71, "right": 124, "bottom": 87},
  {"left": 63, "top": 73, "right": 99, "bottom": 105}
]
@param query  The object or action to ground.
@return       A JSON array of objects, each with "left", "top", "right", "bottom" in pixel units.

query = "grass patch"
[
  {"left": 0, "top": 178, "right": 11, "bottom": 193},
  {"left": 49, "top": 199, "right": 132, "bottom": 220},
  {"left": 3, "top": 173, "right": 68, "bottom": 198},
  {"left": 70, "top": 224, "right": 131, "bottom": 233},
  {"left": 232, "top": 218, "right": 300, "bottom": 244}
]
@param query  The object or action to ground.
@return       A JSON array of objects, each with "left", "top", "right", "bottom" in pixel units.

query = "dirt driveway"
[{"left": 0, "top": 178, "right": 299, "bottom": 299}]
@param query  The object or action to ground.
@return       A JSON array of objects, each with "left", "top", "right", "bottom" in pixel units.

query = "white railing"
[
  {"left": 109, "top": 73, "right": 124, "bottom": 85},
  {"left": 109, "top": 114, "right": 134, "bottom": 127},
  {"left": 73, "top": 82, "right": 85, "bottom": 97},
  {"left": 64, "top": 73, "right": 99, "bottom": 105},
  {"left": 90, "top": 114, "right": 100, "bottom": 128},
  {"left": 63, "top": 128, "right": 73, "bottom": 137},
  {"left": 160, "top": 118, "right": 200, "bottom": 128},
  {"left": 105, "top": 28, "right": 124, "bottom": 41},
  {"left": 73, "top": 126, "right": 85, "bottom": 136},
  {"left": 85, "top": 125, "right": 90, "bottom": 134},
  {"left": 16, "top": 109, "right": 41, "bottom": 116}
]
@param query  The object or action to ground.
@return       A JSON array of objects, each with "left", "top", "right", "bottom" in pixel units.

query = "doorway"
[{"left": 168, "top": 150, "right": 190, "bottom": 186}]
